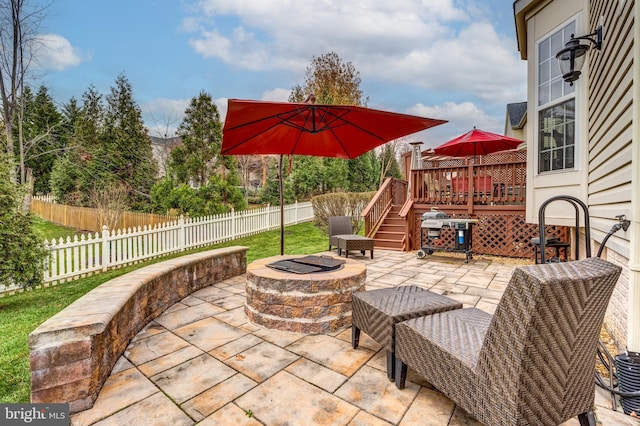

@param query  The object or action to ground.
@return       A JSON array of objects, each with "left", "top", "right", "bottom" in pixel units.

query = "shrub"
[
  {"left": 0, "top": 153, "right": 46, "bottom": 288},
  {"left": 311, "top": 191, "right": 375, "bottom": 234}
]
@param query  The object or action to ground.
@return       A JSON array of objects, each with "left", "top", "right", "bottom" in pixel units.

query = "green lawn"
[
  {"left": 32, "top": 216, "right": 85, "bottom": 241},
  {"left": 0, "top": 220, "right": 328, "bottom": 403}
]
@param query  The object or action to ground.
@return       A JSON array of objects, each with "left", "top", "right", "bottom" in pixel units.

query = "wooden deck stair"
[{"left": 372, "top": 204, "right": 405, "bottom": 251}]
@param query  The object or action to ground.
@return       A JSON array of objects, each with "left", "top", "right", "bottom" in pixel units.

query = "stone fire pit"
[{"left": 245, "top": 255, "right": 366, "bottom": 333}]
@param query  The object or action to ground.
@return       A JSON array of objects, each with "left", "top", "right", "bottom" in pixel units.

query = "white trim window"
[{"left": 537, "top": 21, "right": 577, "bottom": 173}]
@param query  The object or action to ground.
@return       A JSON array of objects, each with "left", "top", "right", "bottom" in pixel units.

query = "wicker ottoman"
[
  {"left": 335, "top": 235, "right": 374, "bottom": 259},
  {"left": 351, "top": 285, "right": 462, "bottom": 380}
]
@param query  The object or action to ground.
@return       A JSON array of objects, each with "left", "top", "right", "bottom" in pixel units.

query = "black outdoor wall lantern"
[{"left": 555, "top": 25, "right": 603, "bottom": 85}]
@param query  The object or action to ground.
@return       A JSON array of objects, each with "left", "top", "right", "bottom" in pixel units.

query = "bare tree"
[
  {"left": 261, "top": 156, "right": 271, "bottom": 190},
  {"left": 89, "top": 183, "right": 128, "bottom": 231},
  {"left": 378, "top": 140, "right": 399, "bottom": 186},
  {"left": 0, "top": 0, "right": 46, "bottom": 180},
  {"left": 236, "top": 154, "right": 264, "bottom": 201}
]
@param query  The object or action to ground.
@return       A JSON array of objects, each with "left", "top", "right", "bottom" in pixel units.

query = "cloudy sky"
[{"left": 32, "top": 0, "right": 526, "bottom": 149}]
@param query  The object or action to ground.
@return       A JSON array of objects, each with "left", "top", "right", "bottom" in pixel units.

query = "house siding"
[
  {"left": 588, "top": 0, "right": 635, "bottom": 348},
  {"left": 523, "top": 0, "right": 589, "bottom": 226},
  {"left": 515, "top": 0, "right": 638, "bottom": 350}
]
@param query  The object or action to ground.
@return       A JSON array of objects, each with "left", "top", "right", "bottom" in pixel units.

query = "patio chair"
[
  {"left": 328, "top": 216, "right": 355, "bottom": 251},
  {"left": 394, "top": 256, "right": 622, "bottom": 426},
  {"left": 328, "top": 216, "right": 374, "bottom": 258}
]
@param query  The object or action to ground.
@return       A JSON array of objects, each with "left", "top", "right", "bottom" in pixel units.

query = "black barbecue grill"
[{"left": 417, "top": 210, "right": 478, "bottom": 262}]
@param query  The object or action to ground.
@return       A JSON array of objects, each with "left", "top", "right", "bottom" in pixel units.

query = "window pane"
[
  {"left": 550, "top": 32, "right": 564, "bottom": 58},
  {"left": 539, "top": 38, "right": 550, "bottom": 61},
  {"left": 552, "top": 148, "right": 564, "bottom": 171},
  {"left": 565, "top": 122, "right": 575, "bottom": 143},
  {"left": 565, "top": 21, "right": 576, "bottom": 43},
  {"left": 553, "top": 128, "right": 564, "bottom": 147},
  {"left": 540, "top": 132, "right": 554, "bottom": 150},
  {"left": 539, "top": 61, "right": 550, "bottom": 84},
  {"left": 564, "top": 80, "right": 575, "bottom": 96},
  {"left": 550, "top": 58, "right": 561, "bottom": 79},
  {"left": 539, "top": 151, "right": 551, "bottom": 172},
  {"left": 566, "top": 146, "right": 575, "bottom": 168},
  {"left": 539, "top": 83, "right": 550, "bottom": 106},
  {"left": 565, "top": 99, "right": 575, "bottom": 120},
  {"left": 538, "top": 99, "right": 576, "bottom": 173},
  {"left": 550, "top": 79, "right": 563, "bottom": 101},
  {"left": 539, "top": 21, "right": 576, "bottom": 107}
]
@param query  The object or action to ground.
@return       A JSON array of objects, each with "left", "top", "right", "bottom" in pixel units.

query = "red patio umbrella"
[
  {"left": 222, "top": 98, "right": 447, "bottom": 254},
  {"left": 433, "top": 128, "right": 523, "bottom": 160}
]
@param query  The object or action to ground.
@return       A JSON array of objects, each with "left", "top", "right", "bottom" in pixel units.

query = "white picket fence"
[{"left": 39, "top": 202, "right": 314, "bottom": 285}]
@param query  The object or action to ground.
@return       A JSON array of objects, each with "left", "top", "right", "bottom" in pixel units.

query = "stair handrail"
[
  {"left": 362, "top": 177, "right": 396, "bottom": 237},
  {"left": 398, "top": 197, "right": 414, "bottom": 251}
]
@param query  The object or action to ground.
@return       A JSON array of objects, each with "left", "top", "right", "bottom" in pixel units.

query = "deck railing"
[{"left": 411, "top": 151, "right": 526, "bottom": 214}]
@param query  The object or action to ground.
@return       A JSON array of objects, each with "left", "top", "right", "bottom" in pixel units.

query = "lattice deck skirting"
[{"left": 412, "top": 210, "right": 569, "bottom": 260}]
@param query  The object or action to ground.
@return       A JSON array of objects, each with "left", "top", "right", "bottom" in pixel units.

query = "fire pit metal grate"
[{"left": 267, "top": 255, "right": 345, "bottom": 274}]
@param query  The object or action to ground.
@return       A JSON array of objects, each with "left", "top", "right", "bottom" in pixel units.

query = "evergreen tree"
[
  {"left": 346, "top": 150, "right": 379, "bottom": 192},
  {"left": 260, "top": 160, "right": 295, "bottom": 206},
  {"left": 379, "top": 144, "right": 402, "bottom": 181},
  {"left": 169, "top": 91, "right": 222, "bottom": 186},
  {"left": 0, "top": 152, "right": 46, "bottom": 288},
  {"left": 75, "top": 85, "right": 104, "bottom": 152},
  {"left": 18, "top": 85, "right": 64, "bottom": 194},
  {"left": 50, "top": 86, "right": 106, "bottom": 205},
  {"left": 289, "top": 156, "right": 324, "bottom": 199},
  {"left": 152, "top": 90, "right": 245, "bottom": 215},
  {"left": 50, "top": 77, "right": 158, "bottom": 210},
  {"left": 102, "top": 74, "right": 157, "bottom": 210}
]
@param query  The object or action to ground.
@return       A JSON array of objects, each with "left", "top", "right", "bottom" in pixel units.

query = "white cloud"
[
  {"left": 261, "top": 88, "right": 290, "bottom": 101},
  {"left": 141, "top": 98, "right": 190, "bottom": 137},
  {"left": 372, "top": 22, "right": 526, "bottom": 104},
  {"left": 143, "top": 96, "right": 232, "bottom": 135},
  {"left": 185, "top": 0, "right": 525, "bottom": 105},
  {"left": 215, "top": 97, "right": 228, "bottom": 121},
  {"left": 406, "top": 101, "right": 503, "bottom": 148},
  {"left": 34, "top": 34, "right": 87, "bottom": 71}
]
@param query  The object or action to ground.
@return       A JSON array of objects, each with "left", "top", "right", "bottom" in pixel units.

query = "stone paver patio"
[{"left": 70, "top": 249, "right": 637, "bottom": 426}]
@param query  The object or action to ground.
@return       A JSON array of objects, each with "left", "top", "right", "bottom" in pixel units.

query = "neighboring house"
[
  {"left": 513, "top": 0, "right": 638, "bottom": 352},
  {"left": 149, "top": 135, "right": 181, "bottom": 177},
  {"left": 504, "top": 101, "right": 527, "bottom": 142}
]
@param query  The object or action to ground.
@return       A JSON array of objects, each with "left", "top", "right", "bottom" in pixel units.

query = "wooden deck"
[
  {"left": 411, "top": 151, "right": 526, "bottom": 213},
  {"left": 363, "top": 151, "right": 568, "bottom": 259}
]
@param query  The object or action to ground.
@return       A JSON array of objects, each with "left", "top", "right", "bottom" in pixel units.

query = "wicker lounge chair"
[{"left": 394, "top": 257, "right": 622, "bottom": 426}]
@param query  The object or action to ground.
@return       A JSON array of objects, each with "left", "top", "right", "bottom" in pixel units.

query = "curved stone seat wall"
[{"left": 28, "top": 246, "right": 248, "bottom": 413}]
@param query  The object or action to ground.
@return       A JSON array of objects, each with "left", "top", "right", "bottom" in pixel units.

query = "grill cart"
[{"left": 417, "top": 210, "right": 478, "bottom": 263}]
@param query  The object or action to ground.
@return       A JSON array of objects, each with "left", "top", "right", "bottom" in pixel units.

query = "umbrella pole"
[{"left": 279, "top": 155, "right": 284, "bottom": 255}]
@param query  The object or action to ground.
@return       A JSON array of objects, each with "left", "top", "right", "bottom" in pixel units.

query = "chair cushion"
[{"left": 396, "top": 308, "right": 491, "bottom": 370}]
